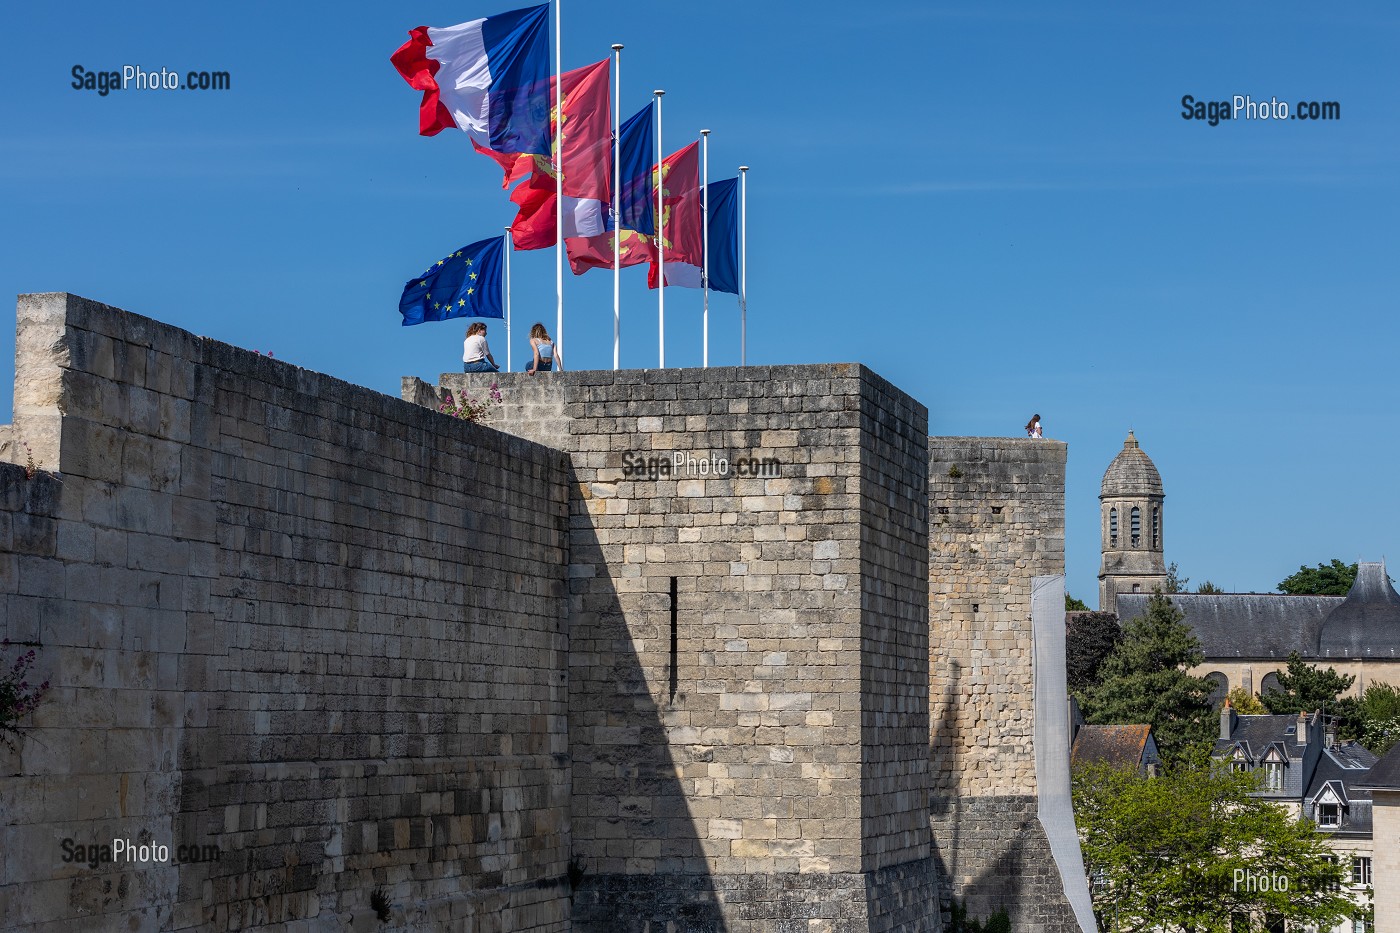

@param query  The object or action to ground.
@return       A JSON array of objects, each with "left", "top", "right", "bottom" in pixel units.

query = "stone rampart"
[
  {"left": 0, "top": 294, "right": 572, "bottom": 931},
  {"left": 927, "top": 438, "right": 1081, "bottom": 932},
  {"left": 424, "top": 366, "right": 937, "bottom": 933}
]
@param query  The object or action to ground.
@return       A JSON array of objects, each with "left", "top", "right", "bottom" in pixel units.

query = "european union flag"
[{"left": 399, "top": 235, "right": 505, "bottom": 326}]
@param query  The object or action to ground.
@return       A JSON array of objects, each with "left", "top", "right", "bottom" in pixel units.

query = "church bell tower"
[{"left": 1098, "top": 431, "right": 1167, "bottom": 611}]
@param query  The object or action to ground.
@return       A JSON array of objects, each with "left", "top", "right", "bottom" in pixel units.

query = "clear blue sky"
[{"left": 2, "top": 2, "right": 1397, "bottom": 602}]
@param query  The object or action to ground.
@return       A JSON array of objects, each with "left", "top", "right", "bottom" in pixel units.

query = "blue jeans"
[
  {"left": 463, "top": 360, "right": 498, "bottom": 373},
  {"left": 533, "top": 359, "right": 553, "bottom": 372}
]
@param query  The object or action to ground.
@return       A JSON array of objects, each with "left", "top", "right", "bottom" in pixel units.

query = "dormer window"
[
  {"left": 1264, "top": 761, "right": 1284, "bottom": 791},
  {"left": 1130, "top": 507, "right": 1141, "bottom": 547},
  {"left": 1317, "top": 803, "right": 1341, "bottom": 828},
  {"left": 1109, "top": 508, "right": 1118, "bottom": 547}
]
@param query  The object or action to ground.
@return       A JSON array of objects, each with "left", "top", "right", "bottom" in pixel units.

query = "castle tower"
[{"left": 1098, "top": 431, "right": 1167, "bottom": 611}]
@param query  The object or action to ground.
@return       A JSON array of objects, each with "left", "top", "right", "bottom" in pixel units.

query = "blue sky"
[{"left": 2, "top": 2, "right": 1397, "bottom": 602}]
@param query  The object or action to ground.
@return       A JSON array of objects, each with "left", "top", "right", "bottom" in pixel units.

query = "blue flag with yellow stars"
[{"left": 399, "top": 235, "right": 505, "bottom": 326}]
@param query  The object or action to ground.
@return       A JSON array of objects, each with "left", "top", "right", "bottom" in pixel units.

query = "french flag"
[{"left": 391, "top": 4, "right": 551, "bottom": 156}]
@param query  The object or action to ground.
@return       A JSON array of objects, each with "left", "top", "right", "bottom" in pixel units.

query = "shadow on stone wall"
[
  {"left": 566, "top": 472, "right": 728, "bottom": 933},
  {"left": 929, "top": 661, "right": 1081, "bottom": 933}
]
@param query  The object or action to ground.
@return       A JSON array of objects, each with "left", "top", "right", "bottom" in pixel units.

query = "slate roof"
[
  {"left": 1117, "top": 560, "right": 1400, "bottom": 661},
  {"left": 1305, "top": 744, "right": 1378, "bottom": 835},
  {"left": 1358, "top": 741, "right": 1400, "bottom": 791},
  {"left": 1072, "top": 724, "right": 1154, "bottom": 770},
  {"left": 1212, "top": 714, "right": 1307, "bottom": 761},
  {"left": 1100, "top": 432, "right": 1163, "bottom": 497},
  {"left": 1118, "top": 593, "right": 1339, "bottom": 659},
  {"left": 1318, "top": 562, "right": 1400, "bottom": 657}
]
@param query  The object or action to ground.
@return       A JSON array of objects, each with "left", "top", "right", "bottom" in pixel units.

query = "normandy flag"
[
  {"left": 399, "top": 236, "right": 505, "bottom": 325},
  {"left": 647, "top": 141, "right": 704, "bottom": 288}
]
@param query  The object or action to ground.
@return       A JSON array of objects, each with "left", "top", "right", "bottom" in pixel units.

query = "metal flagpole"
[
  {"left": 654, "top": 89, "right": 665, "bottom": 368},
  {"left": 554, "top": 0, "right": 564, "bottom": 366},
  {"left": 505, "top": 227, "right": 513, "bottom": 372},
  {"left": 739, "top": 165, "right": 748, "bottom": 367},
  {"left": 611, "top": 43, "right": 623, "bottom": 370},
  {"left": 701, "top": 129, "right": 710, "bottom": 368}
]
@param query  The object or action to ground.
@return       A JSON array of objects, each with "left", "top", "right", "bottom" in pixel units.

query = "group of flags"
[{"left": 392, "top": 1, "right": 745, "bottom": 368}]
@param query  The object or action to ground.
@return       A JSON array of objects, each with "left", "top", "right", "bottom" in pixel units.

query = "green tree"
[
  {"left": 1074, "top": 758, "right": 1354, "bottom": 933},
  {"left": 1226, "top": 687, "right": 1267, "bottom": 715},
  {"left": 1164, "top": 562, "right": 1189, "bottom": 594},
  {"left": 1277, "top": 559, "right": 1357, "bottom": 596},
  {"left": 1196, "top": 581, "right": 1224, "bottom": 594},
  {"left": 1080, "top": 593, "right": 1215, "bottom": 758},
  {"left": 1357, "top": 682, "right": 1400, "bottom": 755},
  {"left": 1067, "top": 593, "right": 1091, "bottom": 612},
  {"left": 1260, "top": 653, "right": 1360, "bottom": 739},
  {"left": 1067, "top": 611, "right": 1123, "bottom": 696}
]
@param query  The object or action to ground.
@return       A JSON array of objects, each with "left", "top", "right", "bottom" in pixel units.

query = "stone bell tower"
[{"left": 1098, "top": 431, "right": 1167, "bottom": 611}]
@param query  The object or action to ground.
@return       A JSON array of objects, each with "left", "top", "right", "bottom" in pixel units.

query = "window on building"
[
  {"left": 1109, "top": 508, "right": 1118, "bottom": 547},
  {"left": 1232, "top": 759, "right": 1249, "bottom": 773},
  {"left": 1352, "top": 856, "right": 1371, "bottom": 886},
  {"left": 1354, "top": 917, "right": 1369, "bottom": 933},
  {"left": 1264, "top": 761, "right": 1284, "bottom": 791},
  {"left": 1130, "top": 506, "right": 1141, "bottom": 547},
  {"left": 1317, "top": 804, "right": 1341, "bottom": 828},
  {"left": 1322, "top": 856, "right": 1342, "bottom": 892},
  {"left": 1152, "top": 507, "right": 1160, "bottom": 548},
  {"left": 1131, "top": 584, "right": 1141, "bottom": 593}
]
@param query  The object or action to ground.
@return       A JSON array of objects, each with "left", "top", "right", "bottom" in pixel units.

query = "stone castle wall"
[
  {"left": 428, "top": 366, "right": 938, "bottom": 933},
  {"left": 927, "top": 438, "right": 1081, "bottom": 932},
  {"left": 0, "top": 294, "right": 572, "bottom": 931},
  {"left": 0, "top": 292, "right": 1089, "bottom": 933}
]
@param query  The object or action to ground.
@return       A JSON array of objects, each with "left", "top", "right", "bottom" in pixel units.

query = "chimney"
[
  {"left": 1221, "top": 698, "right": 1236, "bottom": 740},
  {"left": 1296, "top": 711, "right": 1308, "bottom": 746}
]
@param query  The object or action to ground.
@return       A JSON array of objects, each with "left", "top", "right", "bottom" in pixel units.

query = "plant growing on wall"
[
  {"left": 1, "top": 640, "right": 51, "bottom": 751},
  {"left": 438, "top": 384, "right": 502, "bottom": 423}
]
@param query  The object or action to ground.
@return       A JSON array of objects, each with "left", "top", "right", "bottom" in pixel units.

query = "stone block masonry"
[
  {"left": 424, "top": 366, "right": 938, "bottom": 932},
  {"left": 927, "top": 438, "right": 1082, "bottom": 932},
  {"left": 0, "top": 294, "right": 572, "bottom": 931},
  {"left": 0, "top": 290, "right": 1088, "bottom": 932}
]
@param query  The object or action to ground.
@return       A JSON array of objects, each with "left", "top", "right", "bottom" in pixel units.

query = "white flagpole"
[
  {"left": 554, "top": 0, "right": 564, "bottom": 367},
  {"left": 654, "top": 89, "right": 665, "bottom": 368},
  {"left": 739, "top": 165, "right": 748, "bottom": 367},
  {"left": 701, "top": 128, "right": 710, "bottom": 368},
  {"left": 505, "top": 227, "right": 514, "bottom": 372},
  {"left": 611, "top": 43, "right": 623, "bottom": 371}
]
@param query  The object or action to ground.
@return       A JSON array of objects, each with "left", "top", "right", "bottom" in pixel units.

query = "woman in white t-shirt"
[
  {"left": 1025, "top": 413, "right": 1042, "bottom": 439},
  {"left": 527, "top": 322, "right": 561, "bottom": 374},
  {"left": 462, "top": 322, "right": 499, "bottom": 373}
]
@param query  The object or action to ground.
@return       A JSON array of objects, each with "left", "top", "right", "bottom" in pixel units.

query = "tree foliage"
[
  {"left": 1080, "top": 593, "right": 1216, "bottom": 758},
  {"left": 1066, "top": 593, "right": 1091, "bottom": 612},
  {"left": 1357, "top": 682, "right": 1400, "bottom": 755},
  {"left": 1277, "top": 559, "right": 1357, "bottom": 596},
  {"left": 1066, "top": 612, "right": 1123, "bottom": 695},
  {"left": 1074, "top": 758, "right": 1354, "bottom": 933},
  {"left": 1260, "top": 653, "right": 1360, "bottom": 739},
  {"left": 1164, "top": 562, "right": 1189, "bottom": 594},
  {"left": 1195, "top": 581, "right": 1224, "bottom": 594},
  {"left": 1226, "top": 687, "right": 1267, "bottom": 715}
]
